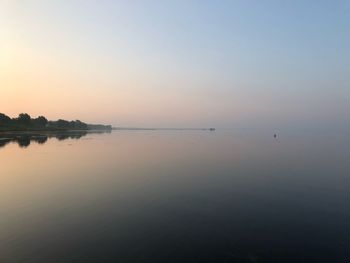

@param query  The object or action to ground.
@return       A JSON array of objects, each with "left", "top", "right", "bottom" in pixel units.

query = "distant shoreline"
[
  {"left": 0, "top": 125, "right": 113, "bottom": 133},
  {"left": 0, "top": 127, "right": 113, "bottom": 132},
  {"left": 1, "top": 113, "right": 215, "bottom": 132},
  {"left": 0, "top": 112, "right": 112, "bottom": 132},
  {"left": 113, "top": 127, "right": 216, "bottom": 131},
  {"left": 0, "top": 128, "right": 112, "bottom": 132},
  {"left": 0, "top": 129, "right": 112, "bottom": 133},
  {"left": 0, "top": 128, "right": 215, "bottom": 132}
]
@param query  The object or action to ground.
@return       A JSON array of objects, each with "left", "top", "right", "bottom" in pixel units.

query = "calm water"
[{"left": 1, "top": 130, "right": 350, "bottom": 263}]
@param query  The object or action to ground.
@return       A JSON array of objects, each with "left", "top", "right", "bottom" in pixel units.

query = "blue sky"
[{"left": 1, "top": 1, "right": 349, "bottom": 128}]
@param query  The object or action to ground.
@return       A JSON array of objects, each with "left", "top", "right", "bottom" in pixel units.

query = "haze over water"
[
  {"left": 2, "top": 1, "right": 350, "bottom": 129},
  {"left": 1, "top": 130, "right": 350, "bottom": 262},
  {"left": 2, "top": 1, "right": 350, "bottom": 262}
]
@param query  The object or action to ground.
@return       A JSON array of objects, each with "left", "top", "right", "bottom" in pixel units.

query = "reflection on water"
[
  {"left": 0, "top": 130, "right": 350, "bottom": 263},
  {"left": 0, "top": 130, "right": 111, "bottom": 149}
]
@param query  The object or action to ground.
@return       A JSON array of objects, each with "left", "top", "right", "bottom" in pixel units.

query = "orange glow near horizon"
[{"left": 2, "top": 1, "right": 349, "bottom": 129}]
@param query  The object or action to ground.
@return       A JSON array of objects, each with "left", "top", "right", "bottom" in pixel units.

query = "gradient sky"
[{"left": 1, "top": 1, "right": 349, "bottom": 128}]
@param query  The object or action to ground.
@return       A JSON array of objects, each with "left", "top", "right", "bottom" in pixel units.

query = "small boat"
[{"left": 209, "top": 128, "right": 216, "bottom": 131}]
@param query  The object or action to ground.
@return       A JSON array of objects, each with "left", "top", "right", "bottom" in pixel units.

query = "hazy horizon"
[
  {"left": 2, "top": 3, "right": 350, "bottom": 261},
  {"left": 1, "top": 1, "right": 349, "bottom": 129}
]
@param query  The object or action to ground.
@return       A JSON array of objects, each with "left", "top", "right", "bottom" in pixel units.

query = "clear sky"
[{"left": 1, "top": 1, "right": 349, "bottom": 128}]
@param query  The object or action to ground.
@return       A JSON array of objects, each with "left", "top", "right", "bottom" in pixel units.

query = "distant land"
[
  {"left": 0, "top": 113, "right": 112, "bottom": 132},
  {"left": 113, "top": 127, "right": 216, "bottom": 131}
]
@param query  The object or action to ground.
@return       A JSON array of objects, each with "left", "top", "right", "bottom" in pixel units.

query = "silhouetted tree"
[
  {"left": 55, "top": 119, "right": 71, "bottom": 129},
  {"left": 17, "top": 113, "right": 32, "bottom": 125},
  {"left": 0, "top": 113, "right": 11, "bottom": 124},
  {"left": 0, "top": 112, "right": 110, "bottom": 132},
  {"left": 33, "top": 116, "right": 48, "bottom": 127},
  {"left": 73, "top": 120, "right": 88, "bottom": 130}
]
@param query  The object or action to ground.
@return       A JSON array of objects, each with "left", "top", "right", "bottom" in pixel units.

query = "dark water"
[{"left": 1, "top": 130, "right": 350, "bottom": 263}]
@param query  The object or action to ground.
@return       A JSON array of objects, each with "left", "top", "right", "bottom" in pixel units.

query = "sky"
[{"left": 1, "top": 1, "right": 349, "bottom": 128}]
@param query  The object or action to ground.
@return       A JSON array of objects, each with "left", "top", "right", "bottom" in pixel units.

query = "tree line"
[{"left": 0, "top": 113, "right": 112, "bottom": 131}]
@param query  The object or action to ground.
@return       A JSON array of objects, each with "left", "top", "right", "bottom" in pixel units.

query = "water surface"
[{"left": 1, "top": 130, "right": 349, "bottom": 262}]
